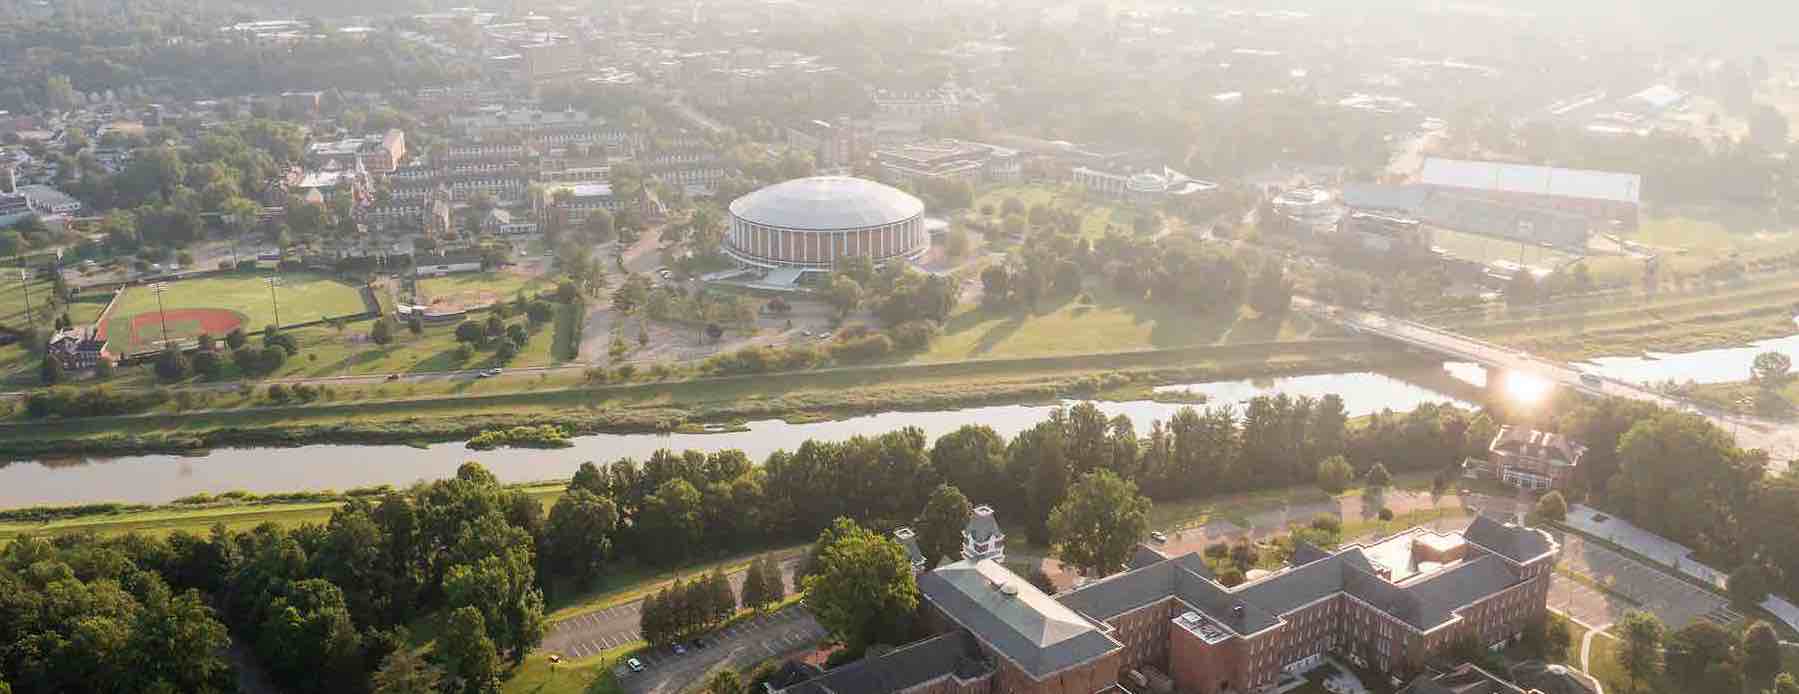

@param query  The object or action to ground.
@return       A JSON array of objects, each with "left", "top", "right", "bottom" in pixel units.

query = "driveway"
[
  {"left": 540, "top": 557, "right": 800, "bottom": 661},
  {"left": 617, "top": 605, "right": 824, "bottom": 694}
]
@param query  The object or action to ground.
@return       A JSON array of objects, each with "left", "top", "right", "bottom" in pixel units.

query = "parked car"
[
  {"left": 672, "top": 644, "right": 687, "bottom": 656},
  {"left": 626, "top": 658, "right": 645, "bottom": 673},
  {"left": 1150, "top": 531, "right": 1168, "bottom": 544},
  {"left": 691, "top": 638, "right": 707, "bottom": 650},
  {"left": 1579, "top": 373, "right": 1601, "bottom": 387},
  {"left": 478, "top": 368, "right": 503, "bottom": 378}
]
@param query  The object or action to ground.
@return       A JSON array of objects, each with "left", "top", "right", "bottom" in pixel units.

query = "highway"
[{"left": 1297, "top": 297, "right": 1799, "bottom": 465}]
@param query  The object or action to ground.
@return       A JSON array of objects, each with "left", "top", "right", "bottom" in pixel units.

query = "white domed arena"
[{"left": 725, "top": 176, "right": 928, "bottom": 274}]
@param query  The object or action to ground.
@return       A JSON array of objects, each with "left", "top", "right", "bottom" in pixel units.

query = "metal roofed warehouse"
[{"left": 724, "top": 175, "right": 929, "bottom": 272}]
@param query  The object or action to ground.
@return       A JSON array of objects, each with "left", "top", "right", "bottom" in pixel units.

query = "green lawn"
[
  {"left": 1430, "top": 226, "right": 1579, "bottom": 267},
  {"left": 975, "top": 183, "right": 1162, "bottom": 240},
  {"left": 102, "top": 272, "right": 367, "bottom": 350},
  {"left": 416, "top": 271, "right": 553, "bottom": 308},
  {"left": 260, "top": 316, "right": 564, "bottom": 380},
  {"left": 0, "top": 275, "right": 56, "bottom": 327},
  {"left": 913, "top": 282, "right": 1318, "bottom": 363}
]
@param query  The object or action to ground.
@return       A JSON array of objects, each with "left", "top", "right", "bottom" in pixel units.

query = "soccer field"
[{"left": 100, "top": 272, "right": 368, "bottom": 352}]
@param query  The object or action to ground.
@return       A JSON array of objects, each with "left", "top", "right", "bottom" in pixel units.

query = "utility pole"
[
  {"left": 265, "top": 275, "right": 282, "bottom": 330},
  {"left": 149, "top": 282, "right": 171, "bottom": 346}
]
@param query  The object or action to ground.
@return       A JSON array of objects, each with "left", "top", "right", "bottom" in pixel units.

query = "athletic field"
[{"left": 100, "top": 272, "right": 367, "bottom": 352}]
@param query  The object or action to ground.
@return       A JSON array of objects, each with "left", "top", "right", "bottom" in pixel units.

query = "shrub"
[
  {"left": 266, "top": 384, "right": 290, "bottom": 403},
  {"left": 224, "top": 327, "right": 248, "bottom": 349},
  {"left": 1203, "top": 543, "right": 1228, "bottom": 559},
  {"left": 495, "top": 340, "right": 519, "bottom": 361},
  {"left": 1310, "top": 513, "right": 1341, "bottom": 533},
  {"left": 191, "top": 350, "right": 223, "bottom": 379},
  {"left": 828, "top": 333, "right": 893, "bottom": 363},
  {"left": 291, "top": 383, "right": 318, "bottom": 402},
  {"left": 888, "top": 320, "right": 938, "bottom": 351},
  {"left": 1377, "top": 507, "right": 1395, "bottom": 521},
  {"left": 465, "top": 424, "right": 573, "bottom": 450},
  {"left": 1217, "top": 567, "right": 1246, "bottom": 587},
  {"left": 453, "top": 344, "right": 474, "bottom": 361}
]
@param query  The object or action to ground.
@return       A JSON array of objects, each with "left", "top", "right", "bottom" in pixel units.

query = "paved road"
[
  {"left": 540, "top": 557, "right": 800, "bottom": 662},
  {"left": 1298, "top": 297, "right": 1799, "bottom": 465},
  {"left": 617, "top": 606, "right": 824, "bottom": 694}
]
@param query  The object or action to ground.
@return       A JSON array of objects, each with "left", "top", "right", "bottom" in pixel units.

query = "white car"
[
  {"left": 626, "top": 657, "right": 645, "bottom": 673},
  {"left": 478, "top": 368, "right": 503, "bottom": 378},
  {"left": 1150, "top": 531, "right": 1168, "bottom": 544}
]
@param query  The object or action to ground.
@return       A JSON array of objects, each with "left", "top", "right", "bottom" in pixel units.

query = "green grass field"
[
  {"left": 1430, "top": 226, "right": 1579, "bottom": 267},
  {"left": 101, "top": 272, "right": 367, "bottom": 351},
  {"left": 263, "top": 315, "right": 565, "bottom": 379},
  {"left": 914, "top": 282, "right": 1320, "bottom": 363},
  {"left": 416, "top": 271, "right": 553, "bottom": 309},
  {"left": 0, "top": 274, "right": 55, "bottom": 327},
  {"left": 976, "top": 184, "right": 1163, "bottom": 240}
]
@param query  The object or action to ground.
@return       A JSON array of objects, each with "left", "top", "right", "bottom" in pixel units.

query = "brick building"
[
  {"left": 1472, "top": 426, "right": 1587, "bottom": 492},
  {"left": 778, "top": 515, "right": 1557, "bottom": 694}
]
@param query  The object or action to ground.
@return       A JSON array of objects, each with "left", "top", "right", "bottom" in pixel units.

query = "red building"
[{"left": 778, "top": 516, "right": 1559, "bottom": 694}]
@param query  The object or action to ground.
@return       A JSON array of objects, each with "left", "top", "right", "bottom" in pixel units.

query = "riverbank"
[
  {"left": 0, "top": 337, "right": 1405, "bottom": 459},
  {"left": 1436, "top": 273, "right": 1799, "bottom": 360}
]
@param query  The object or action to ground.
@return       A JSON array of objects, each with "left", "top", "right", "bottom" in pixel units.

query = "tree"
[
  {"left": 639, "top": 479, "right": 704, "bottom": 565},
  {"left": 1769, "top": 672, "right": 1799, "bottom": 694},
  {"left": 1744, "top": 620, "right": 1782, "bottom": 686},
  {"left": 1533, "top": 490, "right": 1568, "bottom": 523},
  {"left": 826, "top": 275, "right": 863, "bottom": 318},
  {"left": 1364, "top": 462, "right": 1392, "bottom": 493},
  {"left": 1316, "top": 455, "right": 1353, "bottom": 494},
  {"left": 703, "top": 670, "right": 744, "bottom": 694},
  {"left": 38, "top": 355, "right": 64, "bottom": 385},
  {"left": 802, "top": 518, "right": 919, "bottom": 656},
  {"left": 1002, "top": 213, "right": 1027, "bottom": 238},
  {"left": 542, "top": 490, "right": 619, "bottom": 588},
  {"left": 371, "top": 316, "right": 395, "bottom": 345},
  {"left": 1615, "top": 610, "right": 1665, "bottom": 694},
  {"left": 225, "top": 327, "right": 248, "bottom": 350},
  {"left": 1753, "top": 351, "right": 1792, "bottom": 386},
  {"left": 1545, "top": 615, "right": 1573, "bottom": 663},
  {"left": 1048, "top": 470, "right": 1152, "bottom": 577},
  {"left": 454, "top": 320, "right": 485, "bottom": 346},
  {"left": 155, "top": 342, "right": 192, "bottom": 381},
  {"left": 915, "top": 484, "right": 972, "bottom": 570},
  {"left": 370, "top": 649, "right": 445, "bottom": 694},
  {"left": 1666, "top": 621, "right": 1736, "bottom": 689},
  {"left": 440, "top": 607, "right": 500, "bottom": 694},
  {"left": 1731, "top": 563, "right": 1771, "bottom": 610}
]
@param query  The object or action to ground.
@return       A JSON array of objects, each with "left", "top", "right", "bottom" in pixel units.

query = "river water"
[
  {"left": 5, "top": 333, "right": 1791, "bottom": 508},
  {"left": 1, "top": 367, "right": 1478, "bottom": 507}
]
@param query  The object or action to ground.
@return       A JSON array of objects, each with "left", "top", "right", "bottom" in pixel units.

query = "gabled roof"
[
  {"left": 1463, "top": 515, "right": 1555, "bottom": 564},
  {"left": 1127, "top": 544, "right": 1170, "bottom": 571},
  {"left": 781, "top": 630, "right": 991, "bottom": 694},
  {"left": 918, "top": 559, "right": 1118, "bottom": 679},
  {"left": 1058, "top": 552, "right": 1274, "bottom": 635}
]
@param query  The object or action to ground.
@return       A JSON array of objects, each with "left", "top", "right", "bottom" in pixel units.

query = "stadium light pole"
[
  {"left": 16, "top": 267, "right": 31, "bottom": 326},
  {"left": 265, "top": 276, "right": 282, "bottom": 331},
  {"left": 149, "top": 282, "right": 171, "bottom": 346}
]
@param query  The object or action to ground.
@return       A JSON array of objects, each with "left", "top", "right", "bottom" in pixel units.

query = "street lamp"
[
  {"left": 264, "top": 276, "right": 283, "bottom": 330},
  {"left": 149, "top": 282, "right": 171, "bottom": 346}
]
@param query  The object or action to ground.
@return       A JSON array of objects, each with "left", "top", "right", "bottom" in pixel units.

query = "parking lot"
[
  {"left": 542, "top": 601, "right": 646, "bottom": 659},
  {"left": 1555, "top": 534, "right": 1741, "bottom": 630},
  {"left": 615, "top": 605, "right": 825, "bottom": 694}
]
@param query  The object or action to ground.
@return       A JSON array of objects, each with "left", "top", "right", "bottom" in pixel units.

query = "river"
[
  {"left": 7, "top": 332, "right": 1792, "bottom": 508},
  {"left": 0, "top": 366, "right": 1478, "bottom": 507}
]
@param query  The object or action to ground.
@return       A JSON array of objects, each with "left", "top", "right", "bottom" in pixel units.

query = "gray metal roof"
[
  {"left": 1419, "top": 158, "right": 1641, "bottom": 205},
  {"left": 965, "top": 508, "right": 1001, "bottom": 544},
  {"left": 781, "top": 630, "right": 991, "bottom": 694},
  {"left": 1463, "top": 515, "right": 1555, "bottom": 564},
  {"left": 919, "top": 559, "right": 1119, "bottom": 679},
  {"left": 728, "top": 175, "right": 924, "bottom": 231}
]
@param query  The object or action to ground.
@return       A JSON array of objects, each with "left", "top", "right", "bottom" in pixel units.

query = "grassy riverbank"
[
  {"left": 1432, "top": 273, "right": 1799, "bottom": 360},
  {"left": 0, "top": 337, "right": 1406, "bottom": 458}
]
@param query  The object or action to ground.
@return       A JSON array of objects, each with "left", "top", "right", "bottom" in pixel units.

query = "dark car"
[{"left": 691, "top": 638, "right": 707, "bottom": 650}]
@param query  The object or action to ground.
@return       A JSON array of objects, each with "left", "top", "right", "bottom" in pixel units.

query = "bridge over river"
[{"left": 1295, "top": 297, "right": 1799, "bottom": 466}]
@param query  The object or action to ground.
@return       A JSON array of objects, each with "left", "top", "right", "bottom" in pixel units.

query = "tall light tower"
[
  {"left": 16, "top": 268, "right": 32, "bottom": 325},
  {"left": 149, "top": 282, "right": 171, "bottom": 346},
  {"left": 264, "top": 275, "right": 283, "bottom": 330}
]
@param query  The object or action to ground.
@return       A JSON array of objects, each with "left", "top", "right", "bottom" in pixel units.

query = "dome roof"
[{"left": 729, "top": 176, "right": 924, "bottom": 231}]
